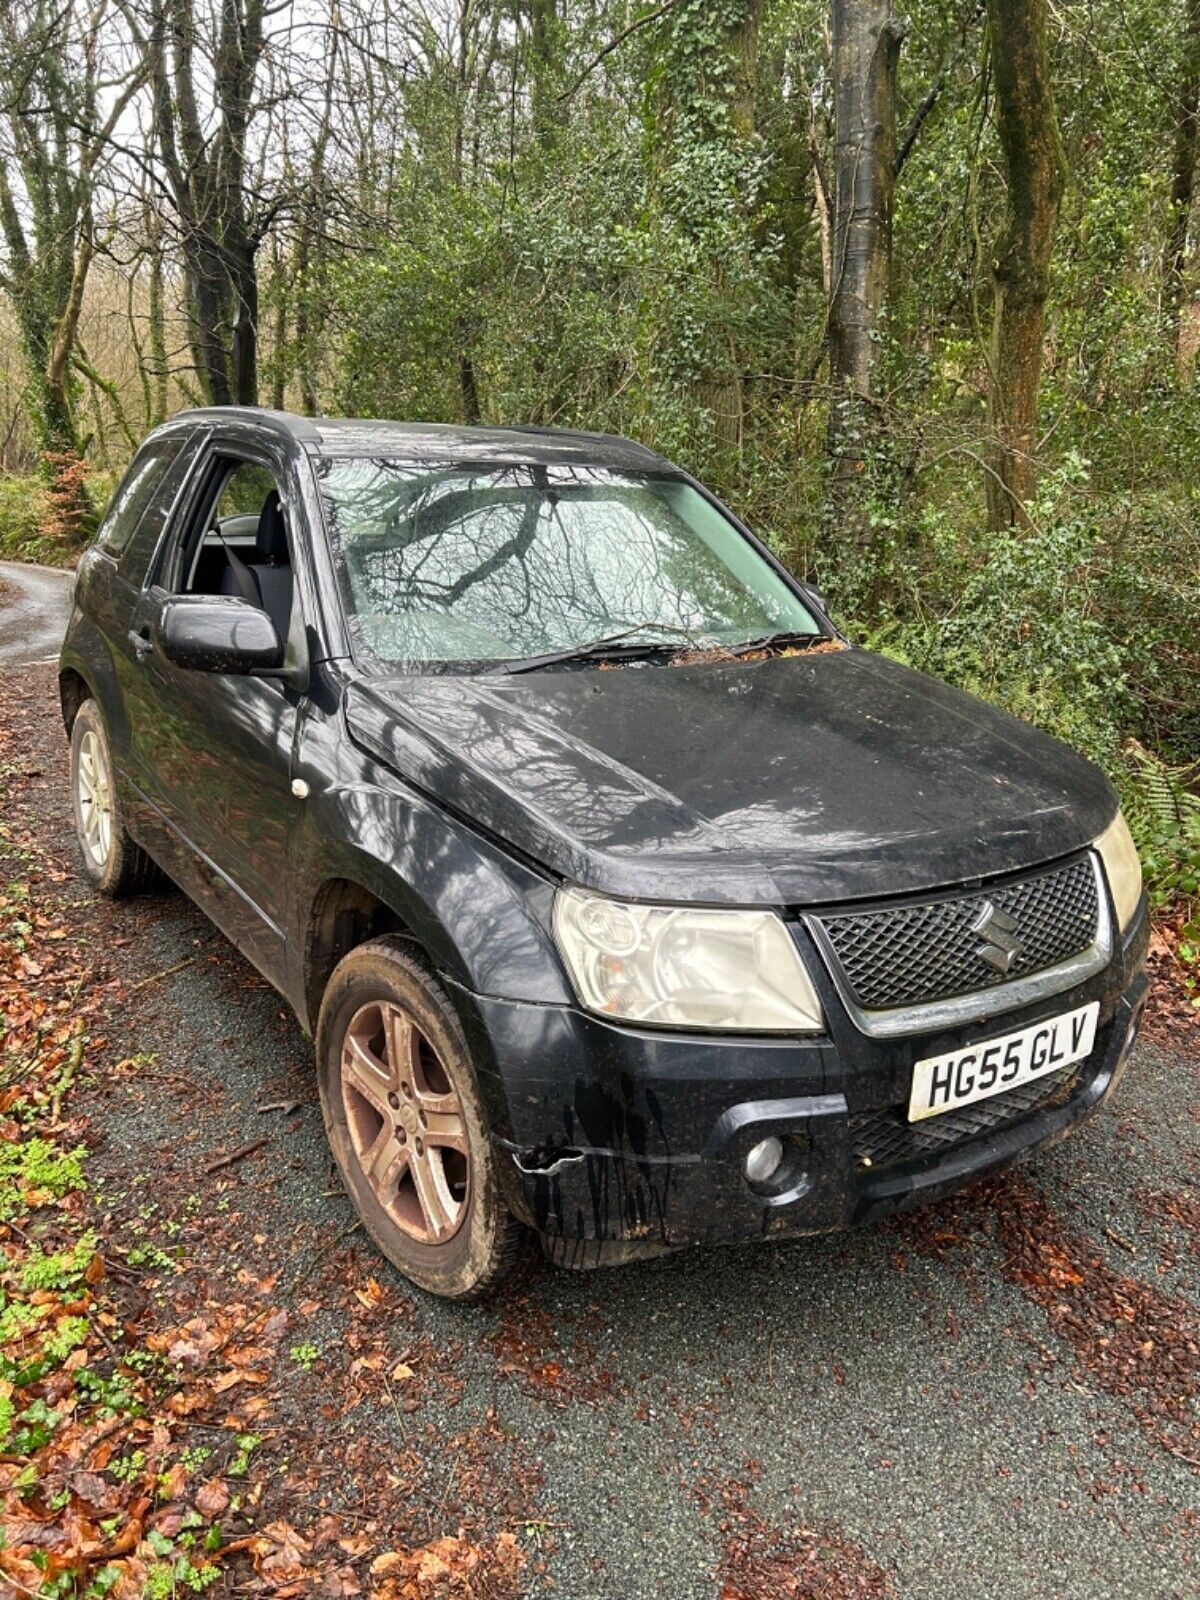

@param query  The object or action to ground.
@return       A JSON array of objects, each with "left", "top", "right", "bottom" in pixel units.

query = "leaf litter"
[{"left": 0, "top": 676, "right": 543, "bottom": 1597}]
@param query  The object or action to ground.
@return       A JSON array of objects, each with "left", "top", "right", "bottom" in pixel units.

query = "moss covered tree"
[
  {"left": 984, "top": 0, "right": 1065, "bottom": 529},
  {"left": 826, "top": 0, "right": 903, "bottom": 554},
  {"left": 0, "top": 0, "right": 144, "bottom": 540}
]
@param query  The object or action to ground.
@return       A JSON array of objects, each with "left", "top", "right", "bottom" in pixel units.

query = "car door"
[
  {"left": 71, "top": 430, "right": 204, "bottom": 772},
  {"left": 124, "top": 436, "right": 309, "bottom": 988}
]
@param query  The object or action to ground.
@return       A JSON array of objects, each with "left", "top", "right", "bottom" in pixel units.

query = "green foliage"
[
  {"left": 0, "top": 1138, "right": 87, "bottom": 1219},
  {"left": 20, "top": 1231, "right": 97, "bottom": 1293},
  {"left": 886, "top": 460, "right": 1131, "bottom": 765},
  {"left": 144, "top": 1552, "right": 220, "bottom": 1597},
  {"left": 1119, "top": 744, "right": 1200, "bottom": 907},
  {"left": 0, "top": 1299, "right": 40, "bottom": 1355},
  {"left": 9, "top": 1398, "right": 64, "bottom": 1454},
  {"left": 41, "top": 1314, "right": 89, "bottom": 1365},
  {"left": 0, "top": 472, "right": 58, "bottom": 565},
  {"left": 75, "top": 1365, "right": 139, "bottom": 1418},
  {"left": 84, "top": 1568, "right": 122, "bottom": 1599},
  {"left": 228, "top": 1433, "right": 262, "bottom": 1477},
  {"left": 239, "top": 0, "right": 1200, "bottom": 938}
]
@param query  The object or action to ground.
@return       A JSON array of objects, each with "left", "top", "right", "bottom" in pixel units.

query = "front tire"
[
  {"left": 316, "top": 937, "right": 520, "bottom": 1298},
  {"left": 69, "top": 699, "right": 159, "bottom": 896}
]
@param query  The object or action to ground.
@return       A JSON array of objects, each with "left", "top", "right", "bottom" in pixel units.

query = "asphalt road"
[
  {"left": 2, "top": 584, "right": 1196, "bottom": 1599},
  {"left": 0, "top": 559, "right": 74, "bottom": 665}
]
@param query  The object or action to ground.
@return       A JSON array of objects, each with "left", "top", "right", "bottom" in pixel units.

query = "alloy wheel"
[
  {"left": 76, "top": 729, "right": 113, "bottom": 869},
  {"left": 339, "top": 999, "right": 471, "bottom": 1244}
]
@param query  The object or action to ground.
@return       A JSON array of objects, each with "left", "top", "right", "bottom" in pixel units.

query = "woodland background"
[{"left": 0, "top": 0, "right": 1196, "bottom": 935}]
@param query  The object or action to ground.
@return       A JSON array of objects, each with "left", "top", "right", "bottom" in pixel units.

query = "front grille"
[
  {"left": 850, "top": 1064, "right": 1084, "bottom": 1172},
  {"left": 812, "top": 855, "right": 1099, "bottom": 1012}
]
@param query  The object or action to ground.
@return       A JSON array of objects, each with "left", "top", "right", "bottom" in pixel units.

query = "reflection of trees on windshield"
[{"left": 318, "top": 460, "right": 809, "bottom": 666}]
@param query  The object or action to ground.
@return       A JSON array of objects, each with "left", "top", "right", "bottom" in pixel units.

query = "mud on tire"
[
  {"left": 316, "top": 935, "right": 521, "bottom": 1299},
  {"left": 69, "top": 698, "right": 162, "bottom": 897}
]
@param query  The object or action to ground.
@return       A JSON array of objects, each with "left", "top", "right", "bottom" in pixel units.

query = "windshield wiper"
[
  {"left": 489, "top": 622, "right": 704, "bottom": 676},
  {"left": 728, "top": 629, "right": 836, "bottom": 657}
]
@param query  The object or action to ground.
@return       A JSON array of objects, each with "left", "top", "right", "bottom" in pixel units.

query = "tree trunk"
[
  {"left": 458, "top": 327, "right": 482, "bottom": 424},
  {"left": 826, "top": 0, "right": 902, "bottom": 534},
  {"left": 294, "top": 226, "right": 320, "bottom": 414},
  {"left": 809, "top": 114, "right": 833, "bottom": 298},
  {"left": 46, "top": 222, "right": 93, "bottom": 437},
  {"left": 148, "top": 0, "right": 265, "bottom": 408},
  {"left": 1163, "top": 0, "right": 1200, "bottom": 359},
  {"left": 529, "top": 0, "right": 558, "bottom": 144},
  {"left": 706, "top": 0, "right": 764, "bottom": 458},
  {"left": 268, "top": 231, "right": 288, "bottom": 411},
  {"left": 984, "top": 0, "right": 1065, "bottom": 531},
  {"left": 0, "top": 183, "right": 92, "bottom": 541},
  {"left": 146, "top": 206, "right": 170, "bottom": 424},
  {"left": 728, "top": 0, "right": 763, "bottom": 144},
  {"left": 294, "top": 12, "right": 338, "bottom": 417},
  {"left": 230, "top": 240, "right": 259, "bottom": 406},
  {"left": 186, "top": 240, "right": 235, "bottom": 406}
]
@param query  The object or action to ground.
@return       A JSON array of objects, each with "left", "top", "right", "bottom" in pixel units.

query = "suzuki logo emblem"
[{"left": 972, "top": 901, "right": 1021, "bottom": 974}]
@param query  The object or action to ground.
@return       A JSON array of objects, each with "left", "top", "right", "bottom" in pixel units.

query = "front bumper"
[{"left": 451, "top": 898, "right": 1150, "bottom": 1268}]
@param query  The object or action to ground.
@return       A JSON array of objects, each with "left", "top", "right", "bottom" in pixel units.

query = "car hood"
[{"left": 344, "top": 647, "right": 1117, "bottom": 906}]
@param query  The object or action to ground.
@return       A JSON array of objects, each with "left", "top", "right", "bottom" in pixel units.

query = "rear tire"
[
  {"left": 69, "top": 699, "right": 160, "bottom": 897},
  {"left": 316, "top": 936, "right": 520, "bottom": 1299}
]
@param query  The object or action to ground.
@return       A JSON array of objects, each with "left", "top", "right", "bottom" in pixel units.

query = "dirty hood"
[{"left": 344, "top": 648, "right": 1117, "bottom": 906}]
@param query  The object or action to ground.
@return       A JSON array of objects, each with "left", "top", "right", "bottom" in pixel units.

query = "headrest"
[{"left": 255, "top": 490, "right": 288, "bottom": 565}]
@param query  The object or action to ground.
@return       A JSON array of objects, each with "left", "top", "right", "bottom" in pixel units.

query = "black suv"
[{"left": 60, "top": 409, "right": 1149, "bottom": 1297}]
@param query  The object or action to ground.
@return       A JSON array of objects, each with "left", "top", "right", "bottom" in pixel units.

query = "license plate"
[{"left": 908, "top": 1001, "right": 1100, "bottom": 1123}]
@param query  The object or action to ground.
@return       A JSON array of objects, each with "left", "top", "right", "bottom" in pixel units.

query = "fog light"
[{"left": 744, "top": 1136, "right": 784, "bottom": 1185}]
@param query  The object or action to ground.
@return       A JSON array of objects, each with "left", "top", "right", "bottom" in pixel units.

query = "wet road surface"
[{"left": 0, "top": 559, "right": 74, "bottom": 665}]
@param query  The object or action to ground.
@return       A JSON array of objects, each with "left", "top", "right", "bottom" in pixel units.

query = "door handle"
[{"left": 127, "top": 626, "right": 153, "bottom": 661}]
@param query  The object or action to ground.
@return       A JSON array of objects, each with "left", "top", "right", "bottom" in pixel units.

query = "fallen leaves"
[
  {"left": 193, "top": 1475, "right": 229, "bottom": 1518},
  {"left": 668, "top": 638, "right": 850, "bottom": 668},
  {"left": 0, "top": 721, "right": 290, "bottom": 1595},
  {"left": 900, "top": 1171, "right": 1200, "bottom": 1464},
  {"left": 695, "top": 1468, "right": 895, "bottom": 1600},
  {"left": 249, "top": 1518, "right": 314, "bottom": 1585},
  {"left": 371, "top": 1532, "right": 525, "bottom": 1598},
  {"left": 229, "top": 1509, "right": 529, "bottom": 1597},
  {"left": 986, "top": 1174, "right": 1200, "bottom": 1461},
  {"left": 353, "top": 1276, "right": 385, "bottom": 1310},
  {"left": 0, "top": 1273, "right": 289, "bottom": 1590},
  {"left": 0, "top": 668, "right": 549, "bottom": 1599},
  {"left": 487, "top": 1299, "right": 621, "bottom": 1408},
  {"left": 1144, "top": 923, "right": 1200, "bottom": 1048}
]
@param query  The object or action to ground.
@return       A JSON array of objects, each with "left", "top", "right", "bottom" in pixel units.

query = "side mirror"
[{"left": 157, "top": 596, "right": 284, "bottom": 674}]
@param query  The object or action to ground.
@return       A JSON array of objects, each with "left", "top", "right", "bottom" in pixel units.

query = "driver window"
[{"left": 181, "top": 456, "right": 295, "bottom": 645}]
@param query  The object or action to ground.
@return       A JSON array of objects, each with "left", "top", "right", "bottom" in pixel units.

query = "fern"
[{"left": 1120, "top": 741, "right": 1200, "bottom": 907}]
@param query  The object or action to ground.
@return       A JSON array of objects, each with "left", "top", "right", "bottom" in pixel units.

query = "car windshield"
[{"left": 316, "top": 459, "right": 820, "bottom": 670}]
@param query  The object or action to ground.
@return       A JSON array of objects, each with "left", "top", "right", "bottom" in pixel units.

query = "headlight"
[
  {"left": 1095, "top": 809, "right": 1143, "bottom": 932},
  {"left": 552, "top": 889, "right": 824, "bottom": 1032}
]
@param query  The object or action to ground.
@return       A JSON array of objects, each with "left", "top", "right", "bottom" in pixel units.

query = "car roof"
[{"left": 157, "top": 407, "right": 676, "bottom": 471}]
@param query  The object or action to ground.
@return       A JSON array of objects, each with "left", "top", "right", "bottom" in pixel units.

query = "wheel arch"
[
  {"left": 302, "top": 874, "right": 419, "bottom": 1034},
  {"left": 296, "top": 817, "right": 572, "bottom": 1037},
  {"left": 59, "top": 667, "right": 91, "bottom": 733}
]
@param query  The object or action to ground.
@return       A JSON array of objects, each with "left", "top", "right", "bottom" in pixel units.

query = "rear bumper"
[{"left": 452, "top": 901, "right": 1150, "bottom": 1268}]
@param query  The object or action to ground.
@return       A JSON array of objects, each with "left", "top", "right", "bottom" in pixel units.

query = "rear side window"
[{"left": 95, "top": 437, "right": 185, "bottom": 563}]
